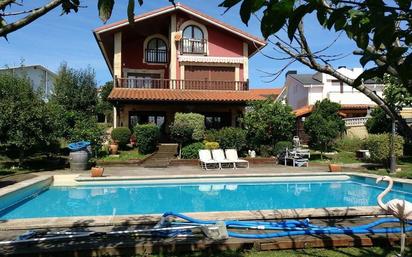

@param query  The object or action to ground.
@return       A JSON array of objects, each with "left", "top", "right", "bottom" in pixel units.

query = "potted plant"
[
  {"left": 91, "top": 166, "right": 104, "bottom": 177},
  {"left": 109, "top": 140, "right": 119, "bottom": 155},
  {"left": 130, "top": 134, "right": 137, "bottom": 147},
  {"left": 329, "top": 163, "right": 342, "bottom": 172}
]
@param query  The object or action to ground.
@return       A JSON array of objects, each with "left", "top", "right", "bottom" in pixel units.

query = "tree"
[
  {"left": 51, "top": 63, "right": 98, "bottom": 114},
  {"left": 0, "top": 0, "right": 175, "bottom": 38},
  {"left": 243, "top": 99, "right": 295, "bottom": 149},
  {"left": 304, "top": 99, "right": 345, "bottom": 159},
  {"left": 0, "top": 74, "right": 58, "bottom": 164},
  {"left": 219, "top": 0, "right": 412, "bottom": 138},
  {"left": 366, "top": 75, "right": 412, "bottom": 134},
  {"left": 96, "top": 81, "right": 113, "bottom": 123},
  {"left": 169, "top": 122, "right": 193, "bottom": 158},
  {"left": 49, "top": 63, "right": 104, "bottom": 150}
]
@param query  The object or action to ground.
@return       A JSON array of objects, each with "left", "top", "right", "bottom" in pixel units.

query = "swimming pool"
[{"left": 1, "top": 175, "right": 412, "bottom": 219}]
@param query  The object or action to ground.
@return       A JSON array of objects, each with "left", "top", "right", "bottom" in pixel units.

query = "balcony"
[
  {"left": 115, "top": 77, "right": 248, "bottom": 91},
  {"left": 180, "top": 38, "right": 207, "bottom": 54},
  {"left": 145, "top": 49, "right": 168, "bottom": 63},
  {"left": 343, "top": 117, "right": 369, "bottom": 127}
]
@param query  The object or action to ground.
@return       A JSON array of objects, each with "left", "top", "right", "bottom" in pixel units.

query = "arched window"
[
  {"left": 183, "top": 25, "right": 204, "bottom": 40},
  {"left": 145, "top": 38, "right": 167, "bottom": 63},
  {"left": 182, "top": 25, "right": 206, "bottom": 54}
]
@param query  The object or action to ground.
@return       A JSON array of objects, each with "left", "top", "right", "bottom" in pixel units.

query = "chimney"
[{"left": 285, "top": 70, "right": 297, "bottom": 78}]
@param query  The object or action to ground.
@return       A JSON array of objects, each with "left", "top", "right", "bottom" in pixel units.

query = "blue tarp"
[{"left": 68, "top": 141, "right": 91, "bottom": 151}]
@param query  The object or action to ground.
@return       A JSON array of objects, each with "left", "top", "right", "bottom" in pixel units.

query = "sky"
[{"left": 0, "top": 0, "right": 362, "bottom": 88}]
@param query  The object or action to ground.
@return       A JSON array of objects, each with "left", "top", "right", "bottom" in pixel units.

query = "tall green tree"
[
  {"left": 243, "top": 99, "right": 295, "bottom": 149},
  {"left": 366, "top": 75, "right": 412, "bottom": 134},
  {"left": 51, "top": 63, "right": 98, "bottom": 114},
  {"left": 304, "top": 99, "right": 345, "bottom": 158},
  {"left": 96, "top": 81, "right": 113, "bottom": 123},
  {"left": 219, "top": 0, "right": 412, "bottom": 138},
  {"left": 50, "top": 63, "right": 104, "bottom": 149},
  {"left": 0, "top": 74, "right": 58, "bottom": 163}
]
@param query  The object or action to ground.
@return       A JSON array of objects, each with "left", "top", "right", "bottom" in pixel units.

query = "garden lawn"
[
  {"left": 99, "top": 149, "right": 147, "bottom": 162},
  {"left": 310, "top": 151, "right": 360, "bottom": 164},
  {"left": 361, "top": 156, "right": 412, "bottom": 179}
]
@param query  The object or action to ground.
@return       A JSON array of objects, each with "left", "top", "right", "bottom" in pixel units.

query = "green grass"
[
  {"left": 99, "top": 149, "right": 147, "bottom": 162},
  {"left": 310, "top": 151, "right": 360, "bottom": 164},
  {"left": 360, "top": 155, "right": 412, "bottom": 179},
  {"left": 128, "top": 247, "right": 409, "bottom": 257}
]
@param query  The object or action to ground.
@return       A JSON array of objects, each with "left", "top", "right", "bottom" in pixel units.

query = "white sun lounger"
[
  {"left": 225, "top": 149, "right": 249, "bottom": 169},
  {"left": 199, "top": 150, "right": 219, "bottom": 170},
  {"left": 211, "top": 149, "right": 235, "bottom": 169}
]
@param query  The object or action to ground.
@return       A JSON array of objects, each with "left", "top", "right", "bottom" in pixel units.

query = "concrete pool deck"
[{"left": 39, "top": 163, "right": 332, "bottom": 177}]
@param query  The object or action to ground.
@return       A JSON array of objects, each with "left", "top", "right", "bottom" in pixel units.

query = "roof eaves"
[{"left": 94, "top": 3, "right": 266, "bottom": 46}]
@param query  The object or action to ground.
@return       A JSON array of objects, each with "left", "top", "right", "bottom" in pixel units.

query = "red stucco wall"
[
  {"left": 206, "top": 24, "right": 243, "bottom": 57},
  {"left": 121, "top": 33, "right": 169, "bottom": 78}
]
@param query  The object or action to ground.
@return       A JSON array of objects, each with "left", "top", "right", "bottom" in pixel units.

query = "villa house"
[
  {"left": 93, "top": 3, "right": 275, "bottom": 139},
  {"left": 276, "top": 67, "right": 385, "bottom": 140},
  {"left": 0, "top": 65, "right": 56, "bottom": 101}
]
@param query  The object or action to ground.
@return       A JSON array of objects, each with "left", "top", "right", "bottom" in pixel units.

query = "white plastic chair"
[
  {"left": 199, "top": 150, "right": 219, "bottom": 170},
  {"left": 211, "top": 149, "right": 235, "bottom": 169},
  {"left": 225, "top": 149, "right": 249, "bottom": 169}
]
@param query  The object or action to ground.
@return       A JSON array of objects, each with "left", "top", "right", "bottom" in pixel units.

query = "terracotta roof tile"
[
  {"left": 293, "top": 104, "right": 373, "bottom": 117},
  {"left": 249, "top": 88, "right": 281, "bottom": 97},
  {"left": 108, "top": 88, "right": 267, "bottom": 102}
]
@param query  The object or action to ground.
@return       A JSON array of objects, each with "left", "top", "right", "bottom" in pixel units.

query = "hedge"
[
  {"left": 204, "top": 141, "right": 219, "bottom": 150},
  {"left": 134, "top": 124, "right": 160, "bottom": 154},
  {"left": 174, "top": 113, "right": 205, "bottom": 141},
  {"left": 181, "top": 142, "right": 204, "bottom": 159},
  {"left": 215, "top": 127, "right": 247, "bottom": 151},
  {"left": 111, "top": 127, "right": 131, "bottom": 148},
  {"left": 364, "top": 133, "right": 404, "bottom": 166},
  {"left": 273, "top": 141, "right": 293, "bottom": 156}
]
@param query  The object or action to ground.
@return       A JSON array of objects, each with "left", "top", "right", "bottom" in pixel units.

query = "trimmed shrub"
[
  {"left": 134, "top": 124, "right": 160, "bottom": 154},
  {"left": 215, "top": 127, "right": 247, "bottom": 151},
  {"left": 364, "top": 133, "right": 404, "bottom": 165},
  {"left": 174, "top": 113, "right": 205, "bottom": 141},
  {"left": 169, "top": 122, "right": 193, "bottom": 145},
  {"left": 204, "top": 129, "right": 219, "bottom": 142},
  {"left": 335, "top": 136, "right": 364, "bottom": 152},
  {"left": 273, "top": 141, "right": 293, "bottom": 156},
  {"left": 259, "top": 145, "right": 273, "bottom": 157},
  {"left": 204, "top": 141, "right": 219, "bottom": 150},
  {"left": 111, "top": 127, "right": 132, "bottom": 148},
  {"left": 181, "top": 142, "right": 204, "bottom": 159}
]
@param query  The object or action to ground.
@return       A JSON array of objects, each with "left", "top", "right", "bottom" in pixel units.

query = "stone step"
[{"left": 141, "top": 143, "right": 178, "bottom": 168}]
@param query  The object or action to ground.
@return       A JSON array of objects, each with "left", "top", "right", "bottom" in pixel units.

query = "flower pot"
[
  {"left": 91, "top": 167, "right": 104, "bottom": 177},
  {"left": 110, "top": 144, "right": 118, "bottom": 155},
  {"left": 329, "top": 163, "right": 342, "bottom": 172}
]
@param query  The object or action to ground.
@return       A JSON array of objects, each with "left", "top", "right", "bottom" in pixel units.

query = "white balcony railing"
[{"left": 343, "top": 117, "right": 369, "bottom": 127}]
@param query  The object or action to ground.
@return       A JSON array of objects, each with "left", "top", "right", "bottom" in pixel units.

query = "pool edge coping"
[{"left": 0, "top": 206, "right": 386, "bottom": 230}]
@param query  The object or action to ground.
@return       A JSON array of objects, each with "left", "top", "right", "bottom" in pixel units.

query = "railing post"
[{"left": 114, "top": 75, "right": 118, "bottom": 88}]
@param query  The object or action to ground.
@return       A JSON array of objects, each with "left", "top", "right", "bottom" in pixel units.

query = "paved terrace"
[{"left": 40, "top": 164, "right": 331, "bottom": 178}]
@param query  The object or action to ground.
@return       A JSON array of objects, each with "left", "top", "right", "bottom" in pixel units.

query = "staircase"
[{"left": 142, "top": 144, "right": 178, "bottom": 168}]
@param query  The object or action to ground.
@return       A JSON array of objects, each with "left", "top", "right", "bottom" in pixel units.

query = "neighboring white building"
[
  {"left": 277, "top": 67, "right": 384, "bottom": 110},
  {"left": 0, "top": 65, "right": 56, "bottom": 101}
]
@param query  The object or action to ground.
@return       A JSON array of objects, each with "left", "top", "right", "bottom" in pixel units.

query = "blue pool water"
[{"left": 1, "top": 177, "right": 412, "bottom": 219}]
